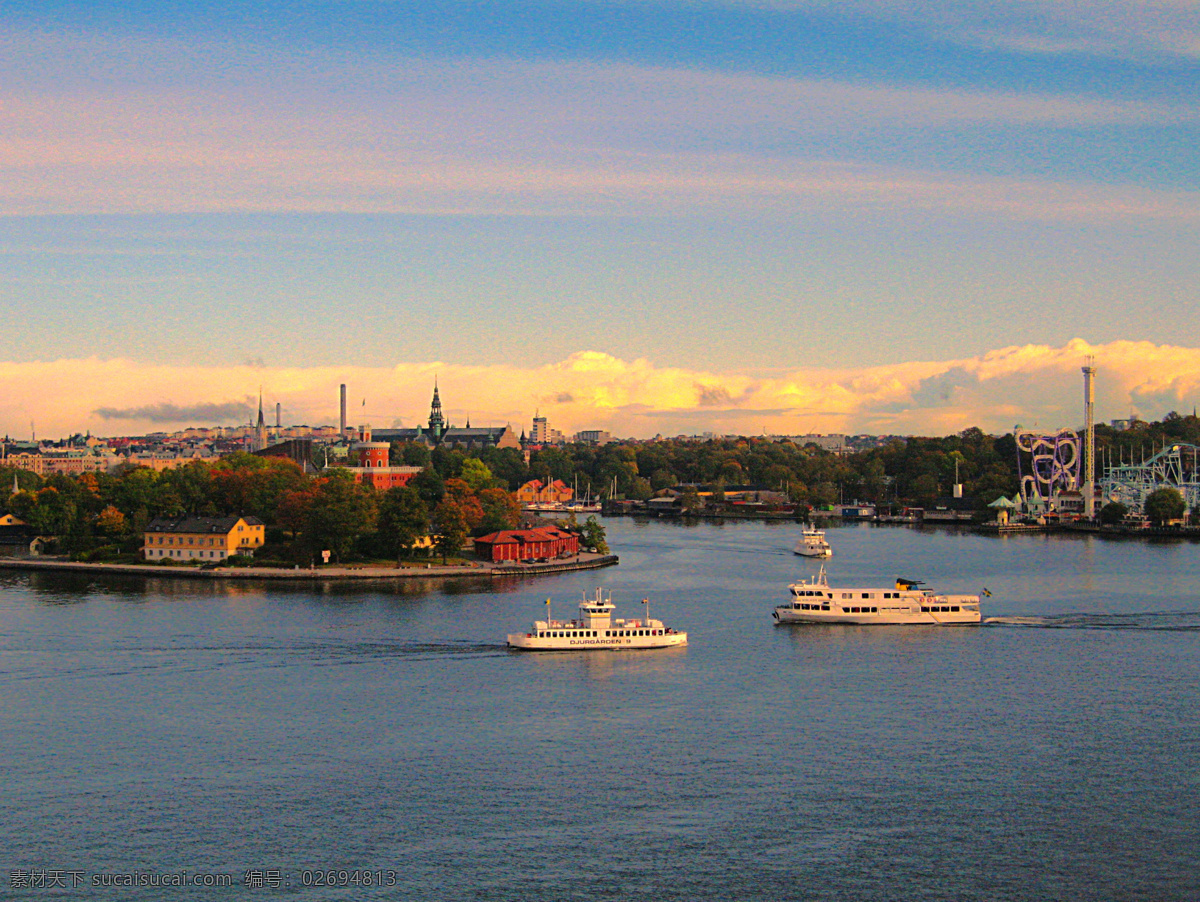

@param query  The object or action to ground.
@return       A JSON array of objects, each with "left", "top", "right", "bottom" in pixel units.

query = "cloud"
[
  {"left": 1, "top": 34, "right": 1196, "bottom": 222},
  {"left": 718, "top": 1, "right": 1200, "bottom": 61},
  {"left": 695, "top": 383, "right": 735, "bottom": 407},
  {"left": 93, "top": 400, "right": 255, "bottom": 424},
  {"left": 3, "top": 340, "right": 1199, "bottom": 440}
]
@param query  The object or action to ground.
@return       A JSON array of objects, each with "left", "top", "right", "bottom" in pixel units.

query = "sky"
[{"left": 2, "top": 1, "right": 1198, "bottom": 439}]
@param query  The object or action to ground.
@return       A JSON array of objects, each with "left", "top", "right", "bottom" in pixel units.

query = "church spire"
[
  {"left": 254, "top": 387, "right": 267, "bottom": 451},
  {"left": 428, "top": 378, "right": 445, "bottom": 439}
]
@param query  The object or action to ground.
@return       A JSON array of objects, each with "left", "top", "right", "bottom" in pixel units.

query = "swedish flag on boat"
[{"left": 982, "top": 588, "right": 993, "bottom": 597}]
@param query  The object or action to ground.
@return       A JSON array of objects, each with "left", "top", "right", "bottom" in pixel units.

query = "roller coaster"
[{"left": 1101, "top": 443, "right": 1200, "bottom": 515}]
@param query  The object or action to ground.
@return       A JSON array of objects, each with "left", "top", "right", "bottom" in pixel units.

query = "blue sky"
[{"left": 2, "top": 1, "right": 1198, "bottom": 437}]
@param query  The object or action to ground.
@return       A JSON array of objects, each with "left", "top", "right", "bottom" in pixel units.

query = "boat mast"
[
  {"left": 545, "top": 597, "right": 551, "bottom": 627},
  {"left": 642, "top": 598, "right": 649, "bottom": 626}
]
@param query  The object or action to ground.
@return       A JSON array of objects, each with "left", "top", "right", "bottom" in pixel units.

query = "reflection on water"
[{"left": 2, "top": 518, "right": 1200, "bottom": 902}]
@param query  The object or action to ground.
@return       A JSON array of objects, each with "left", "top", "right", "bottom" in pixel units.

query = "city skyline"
[{"left": 2, "top": 2, "right": 1197, "bottom": 438}]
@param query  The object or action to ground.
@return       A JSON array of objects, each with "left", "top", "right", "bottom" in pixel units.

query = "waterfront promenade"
[{"left": 0, "top": 553, "right": 618, "bottom": 582}]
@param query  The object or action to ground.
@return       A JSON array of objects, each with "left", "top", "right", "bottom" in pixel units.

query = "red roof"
[{"left": 476, "top": 527, "right": 574, "bottom": 545}]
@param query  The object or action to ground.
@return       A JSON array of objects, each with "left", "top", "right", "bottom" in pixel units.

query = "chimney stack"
[{"left": 340, "top": 384, "right": 347, "bottom": 436}]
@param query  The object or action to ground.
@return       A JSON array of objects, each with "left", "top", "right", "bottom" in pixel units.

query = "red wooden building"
[{"left": 474, "top": 526, "right": 579, "bottom": 562}]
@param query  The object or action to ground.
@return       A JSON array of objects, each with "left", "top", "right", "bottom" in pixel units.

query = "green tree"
[
  {"left": 304, "top": 471, "right": 377, "bottom": 563},
  {"left": 679, "top": 485, "right": 701, "bottom": 513},
  {"left": 398, "top": 442, "right": 431, "bottom": 468},
  {"left": 410, "top": 466, "right": 445, "bottom": 508},
  {"left": 377, "top": 486, "right": 430, "bottom": 565},
  {"left": 1144, "top": 487, "right": 1185, "bottom": 526},
  {"left": 432, "top": 499, "right": 469, "bottom": 564},
  {"left": 580, "top": 515, "right": 608, "bottom": 554},
  {"left": 460, "top": 458, "right": 496, "bottom": 493},
  {"left": 1099, "top": 501, "right": 1128, "bottom": 526}
]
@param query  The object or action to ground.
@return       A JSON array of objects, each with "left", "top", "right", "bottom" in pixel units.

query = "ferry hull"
[
  {"left": 774, "top": 608, "right": 979, "bottom": 626},
  {"left": 506, "top": 632, "right": 687, "bottom": 651}
]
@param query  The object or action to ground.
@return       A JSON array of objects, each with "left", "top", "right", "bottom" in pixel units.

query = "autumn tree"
[{"left": 477, "top": 487, "right": 521, "bottom": 534}]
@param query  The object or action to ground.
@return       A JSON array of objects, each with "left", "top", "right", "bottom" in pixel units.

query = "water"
[{"left": 2, "top": 519, "right": 1198, "bottom": 900}]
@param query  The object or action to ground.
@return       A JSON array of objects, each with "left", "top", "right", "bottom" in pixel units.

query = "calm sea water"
[{"left": 2, "top": 519, "right": 1198, "bottom": 901}]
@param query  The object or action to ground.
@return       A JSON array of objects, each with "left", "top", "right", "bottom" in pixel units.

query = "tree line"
[
  {"left": 5, "top": 412, "right": 1198, "bottom": 559},
  {"left": 1, "top": 452, "right": 521, "bottom": 564}
]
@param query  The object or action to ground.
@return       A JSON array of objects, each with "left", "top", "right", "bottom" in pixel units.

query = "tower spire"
[{"left": 428, "top": 378, "right": 445, "bottom": 439}]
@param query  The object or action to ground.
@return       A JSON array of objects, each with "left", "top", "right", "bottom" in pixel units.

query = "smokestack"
[
  {"left": 340, "top": 384, "right": 347, "bottom": 436},
  {"left": 276, "top": 403, "right": 281, "bottom": 429}
]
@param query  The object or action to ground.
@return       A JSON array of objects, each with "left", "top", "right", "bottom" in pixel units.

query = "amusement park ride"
[{"left": 1014, "top": 360, "right": 1199, "bottom": 520}]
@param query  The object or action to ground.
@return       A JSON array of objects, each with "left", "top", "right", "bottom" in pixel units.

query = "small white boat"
[
  {"left": 774, "top": 566, "right": 981, "bottom": 626},
  {"left": 507, "top": 588, "right": 688, "bottom": 651},
  {"left": 793, "top": 526, "right": 832, "bottom": 558}
]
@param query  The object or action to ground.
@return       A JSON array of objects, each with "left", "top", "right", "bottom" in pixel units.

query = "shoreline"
[{"left": 0, "top": 554, "right": 619, "bottom": 581}]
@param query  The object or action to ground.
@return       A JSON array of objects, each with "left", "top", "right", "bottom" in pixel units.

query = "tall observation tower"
[{"left": 1082, "top": 359, "right": 1096, "bottom": 519}]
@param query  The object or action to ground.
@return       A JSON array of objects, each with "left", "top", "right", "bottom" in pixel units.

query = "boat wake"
[{"left": 984, "top": 612, "right": 1200, "bottom": 632}]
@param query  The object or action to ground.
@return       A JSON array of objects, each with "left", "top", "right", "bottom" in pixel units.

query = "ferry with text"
[
  {"left": 774, "top": 566, "right": 981, "bottom": 626},
  {"left": 507, "top": 588, "right": 688, "bottom": 651}
]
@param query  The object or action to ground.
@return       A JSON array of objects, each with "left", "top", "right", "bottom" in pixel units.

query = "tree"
[
  {"left": 1144, "top": 487, "right": 1185, "bottom": 526},
  {"left": 377, "top": 486, "right": 430, "bottom": 565},
  {"left": 303, "top": 471, "right": 377, "bottom": 563},
  {"left": 460, "top": 458, "right": 496, "bottom": 493},
  {"left": 442, "top": 478, "right": 484, "bottom": 531},
  {"left": 478, "top": 487, "right": 521, "bottom": 534},
  {"left": 410, "top": 466, "right": 445, "bottom": 508},
  {"left": 432, "top": 499, "right": 469, "bottom": 564},
  {"left": 1099, "top": 501, "right": 1128, "bottom": 526},
  {"left": 95, "top": 505, "right": 127, "bottom": 538},
  {"left": 679, "top": 486, "right": 701, "bottom": 513},
  {"left": 580, "top": 515, "right": 608, "bottom": 554},
  {"left": 398, "top": 442, "right": 431, "bottom": 468}
]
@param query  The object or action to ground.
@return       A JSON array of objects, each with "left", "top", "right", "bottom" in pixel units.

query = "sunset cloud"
[{"left": 2, "top": 340, "right": 1197, "bottom": 442}]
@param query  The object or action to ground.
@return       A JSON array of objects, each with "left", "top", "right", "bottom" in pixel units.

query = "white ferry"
[
  {"left": 506, "top": 588, "right": 688, "bottom": 651},
  {"left": 774, "top": 567, "right": 981, "bottom": 626},
  {"left": 793, "top": 526, "right": 832, "bottom": 558}
]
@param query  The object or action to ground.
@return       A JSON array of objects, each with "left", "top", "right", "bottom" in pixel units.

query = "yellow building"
[{"left": 143, "top": 515, "right": 265, "bottom": 562}]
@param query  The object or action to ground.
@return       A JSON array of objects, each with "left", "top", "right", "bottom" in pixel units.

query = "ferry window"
[
  {"left": 823, "top": 605, "right": 830, "bottom": 611},
  {"left": 951, "top": 607, "right": 960, "bottom": 612},
  {"left": 871, "top": 607, "right": 878, "bottom": 613},
  {"left": 604, "top": 631, "right": 609, "bottom": 637},
  {"left": 921, "top": 606, "right": 928, "bottom": 613}
]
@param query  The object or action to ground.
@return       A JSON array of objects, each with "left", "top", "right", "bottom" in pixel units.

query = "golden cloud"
[{"left": 2, "top": 340, "right": 1198, "bottom": 441}]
